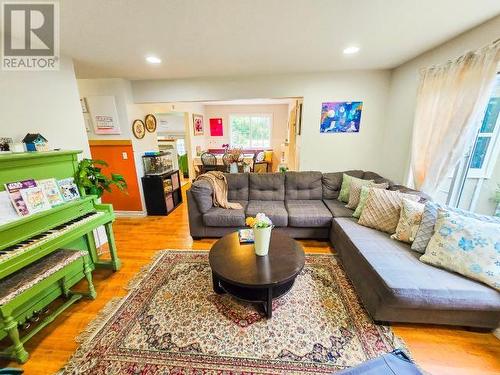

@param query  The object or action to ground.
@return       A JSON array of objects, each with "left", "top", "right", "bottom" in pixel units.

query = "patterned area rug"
[{"left": 61, "top": 251, "right": 407, "bottom": 374}]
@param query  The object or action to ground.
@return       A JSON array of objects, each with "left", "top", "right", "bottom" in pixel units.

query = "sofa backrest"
[
  {"left": 249, "top": 173, "right": 285, "bottom": 201},
  {"left": 285, "top": 171, "right": 323, "bottom": 200},
  {"left": 322, "top": 170, "right": 364, "bottom": 199},
  {"left": 362, "top": 171, "right": 393, "bottom": 187},
  {"left": 225, "top": 173, "right": 249, "bottom": 201}
]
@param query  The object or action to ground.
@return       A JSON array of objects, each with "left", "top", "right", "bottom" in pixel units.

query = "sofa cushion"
[
  {"left": 363, "top": 171, "right": 393, "bottom": 187},
  {"left": 412, "top": 201, "right": 500, "bottom": 254},
  {"left": 322, "top": 170, "right": 363, "bottom": 200},
  {"left": 285, "top": 171, "right": 323, "bottom": 200},
  {"left": 323, "top": 199, "right": 355, "bottom": 218},
  {"left": 225, "top": 173, "right": 249, "bottom": 201},
  {"left": 333, "top": 217, "right": 500, "bottom": 311},
  {"left": 420, "top": 209, "right": 500, "bottom": 290},
  {"left": 358, "top": 189, "right": 419, "bottom": 234},
  {"left": 249, "top": 173, "right": 285, "bottom": 201},
  {"left": 190, "top": 179, "right": 213, "bottom": 214},
  {"left": 286, "top": 200, "right": 332, "bottom": 227},
  {"left": 345, "top": 177, "right": 375, "bottom": 209},
  {"left": 246, "top": 200, "right": 288, "bottom": 227},
  {"left": 203, "top": 200, "right": 247, "bottom": 227}
]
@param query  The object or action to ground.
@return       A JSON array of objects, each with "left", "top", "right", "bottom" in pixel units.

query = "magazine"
[
  {"left": 38, "top": 178, "right": 65, "bottom": 207},
  {"left": 57, "top": 177, "right": 81, "bottom": 202},
  {"left": 238, "top": 228, "right": 254, "bottom": 243},
  {"left": 20, "top": 187, "right": 52, "bottom": 214},
  {"left": 4, "top": 179, "right": 37, "bottom": 216},
  {"left": 0, "top": 191, "right": 19, "bottom": 224}
]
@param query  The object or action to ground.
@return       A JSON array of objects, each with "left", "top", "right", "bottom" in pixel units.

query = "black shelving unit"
[{"left": 141, "top": 169, "right": 182, "bottom": 215}]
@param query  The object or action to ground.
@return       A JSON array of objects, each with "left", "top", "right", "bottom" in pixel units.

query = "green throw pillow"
[
  {"left": 338, "top": 174, "right": 352, "bottom": 203},
  {"left": 353, "top": 185, "right": 370, "bottom": 218}
]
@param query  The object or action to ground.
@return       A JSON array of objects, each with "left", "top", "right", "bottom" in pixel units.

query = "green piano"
[{"left": 0, "top": 150, "right": 121, "bottom": 363}]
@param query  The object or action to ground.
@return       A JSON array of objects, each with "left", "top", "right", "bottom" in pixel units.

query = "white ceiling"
[{"left": 60, "top": 0, "right": 500, "bottom": 80}]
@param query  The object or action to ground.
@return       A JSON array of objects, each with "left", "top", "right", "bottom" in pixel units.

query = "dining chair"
[
  {"left": 222, "top": 152, "right": 232, "bottom": 172},
  {"left": 253, "top": 151, "right": 269, "bottom": 173},
  {"left": 200, "top": 152, "right": 218, "bottom": 174}
]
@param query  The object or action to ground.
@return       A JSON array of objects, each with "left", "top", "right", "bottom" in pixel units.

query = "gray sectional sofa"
[{"left": 187, "top": 171, "right": 500, "bottom": 328}]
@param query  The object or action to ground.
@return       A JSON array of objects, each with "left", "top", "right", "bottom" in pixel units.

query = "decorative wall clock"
[
  {"left": 132, "top": 119, "right": 146, "bottom": 139},
  {"left": 145, "top": 114, "right": 157, "bottom": 132}
]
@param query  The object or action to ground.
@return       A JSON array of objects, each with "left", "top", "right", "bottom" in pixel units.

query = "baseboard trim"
[{"left": 115, "top": 210, "right": 147, "bottom": 217}]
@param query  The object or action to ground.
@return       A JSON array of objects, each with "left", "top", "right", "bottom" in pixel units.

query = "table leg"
[
  {"left": 266, "top": 287, "right": 273, "bottom": 318},
  {"left": 212, "top": 272, "right": 224, "bottom": 294}
]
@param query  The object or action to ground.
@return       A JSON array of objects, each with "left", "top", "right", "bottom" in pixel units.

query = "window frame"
[
  {"left": 229, "top": 113, "right": 273, "bottom": 149},
  {"left": 467, "top": 79, "right": 500, "bottom": 179}
]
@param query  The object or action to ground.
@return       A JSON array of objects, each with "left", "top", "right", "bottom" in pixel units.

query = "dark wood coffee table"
[{"left": 209, "top": 230, "right": 305, "bottom": 318}]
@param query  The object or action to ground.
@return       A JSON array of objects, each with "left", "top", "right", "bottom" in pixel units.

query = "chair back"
[
  {"left": 222, "top": 153, "right": 232, "bottom": 167},
  {"left": 201, "top": 152, "right": 217, "bottom": 166},
  {"left": 255, "top": 151, "right": 265, "bottom": 163}
]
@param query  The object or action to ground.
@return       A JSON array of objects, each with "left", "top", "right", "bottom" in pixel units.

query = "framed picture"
[
  {"left": 193, "top": 114, "right": 204, "bottom": 136},
  {"left": 209, "top": 118, "right": 223, "bottom": 136},
  {"left": 132, "top": 119, "right": 146, "bottom": 139},
  {"left": 86, "top": 95, "right": 121, "bottom": 134},
  {"left": 145, "top": 114, "right": 157, "bottom": 132},
  {"left": 320, "top": 101, "right": 363, "bottom": 133}
]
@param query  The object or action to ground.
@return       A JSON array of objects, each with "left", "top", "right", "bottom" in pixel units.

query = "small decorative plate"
[
  {"left": 132, "top": 119, "right": 146, "bottom": 139},
  {"left": 145, "top": 114, "right": 157, "bottom": 133}
]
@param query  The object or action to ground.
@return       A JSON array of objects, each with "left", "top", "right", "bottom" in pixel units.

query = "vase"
[
  {"left": 253, "top": 226, "right": 272, "bottom": 256},
  {"left": 229, "top": 162, "right": 238, "bottom": 173}
]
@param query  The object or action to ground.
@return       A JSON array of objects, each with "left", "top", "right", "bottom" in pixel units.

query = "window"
[
  {"left": 437, "top": 74, "right": 500, "bottom": 214},
  {"left": 230, "top": 114, "right": 272, "bottom": 148},
  {"left": 468, "top": 93, "right": 500, "bottom": 177}
]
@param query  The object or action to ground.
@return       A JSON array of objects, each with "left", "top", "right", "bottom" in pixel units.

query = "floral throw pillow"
[
  {"left": 420, "top": 209, "right": 500, "bottom": 291},
  {"left": 391, "top": 198, "right": 425, "bottom": 243}
]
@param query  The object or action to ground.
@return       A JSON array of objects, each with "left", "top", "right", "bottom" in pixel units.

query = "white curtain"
[{"left": 409, "top": 41, "right": 500, "bottom": 197}]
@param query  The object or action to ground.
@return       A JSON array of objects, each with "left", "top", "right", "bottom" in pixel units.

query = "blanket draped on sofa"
[{"left": 195, "top": 171, "right": 242, "bottom": 210}]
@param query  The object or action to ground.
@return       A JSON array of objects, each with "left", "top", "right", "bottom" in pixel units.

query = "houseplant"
[
  {"left": 75, "top": 158, "right": 127, "bottom": 198},
  {"left": 227, "top": 147, "right": 242, "bottom": 173},
  {"left": 246, "top": 213, "right": 273, "bottom": 256}
]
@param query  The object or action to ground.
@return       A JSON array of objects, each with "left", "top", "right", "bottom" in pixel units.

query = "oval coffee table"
[{"left": 209, "top": 230, "right": 305, "bottom": 318}]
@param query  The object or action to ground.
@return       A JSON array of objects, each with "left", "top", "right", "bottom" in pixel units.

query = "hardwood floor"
[{"left": 3, "top": 186, "right": 499, "bottom": 374}]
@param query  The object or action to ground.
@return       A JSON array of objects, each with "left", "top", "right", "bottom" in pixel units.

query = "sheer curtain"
[{"left": 409, "top": 41, "right": 500, "bottom": 197}]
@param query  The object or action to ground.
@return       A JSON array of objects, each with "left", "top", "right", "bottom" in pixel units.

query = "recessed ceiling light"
[
  {"left": 146, "top": 56, "right": 162, "bottom": 64},
  {"left": 343, "top": 46, "right": 360, "bottom": 55}
]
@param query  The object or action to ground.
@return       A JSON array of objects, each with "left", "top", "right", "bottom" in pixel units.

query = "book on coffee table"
[{"left": 238, "top": 229, "right": 254, "bottom": 243}]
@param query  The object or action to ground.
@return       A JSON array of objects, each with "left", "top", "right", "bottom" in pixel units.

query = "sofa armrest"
[{"left": 190, "top": 180, "right": 214, "bottom": 214}]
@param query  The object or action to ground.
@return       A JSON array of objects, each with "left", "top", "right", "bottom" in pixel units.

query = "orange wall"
[{"left": 89, "top": 141, "right": 143, "bottom": 211}]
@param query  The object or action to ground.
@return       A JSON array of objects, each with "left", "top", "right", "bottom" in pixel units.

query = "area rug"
[{"left": 61, "top": 251, "right": 407, "bottom": 374}]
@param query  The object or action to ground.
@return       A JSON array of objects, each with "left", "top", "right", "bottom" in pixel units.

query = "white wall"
[
  {"left": 132, "top": 71, "right": 391, "bottom": 174},
  {"left": 77, "top": 78, "right": 159, "bottom": 212},
  {"left": 381, "top": 15, "right": 500, "bottom": 183},
  {"left": 0, "top": 57, "right": 89, "bottom": 157},
  {"left": 204, "top": 103, "right": 290, "bottom": 170}
]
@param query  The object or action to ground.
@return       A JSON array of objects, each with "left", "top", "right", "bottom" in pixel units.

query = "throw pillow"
[
  {"left": 358, "top": 188, "right": 420, "bottom": 234},
  {"left": 353, "top": 185, "right": 371, "bottom": 219},
  {"left": 420, "top": 209, "right": 500, "bottom": 291},
  {"left": 338, "top": 173, "right": 353, "bottom": 203},
  {"left": 346, "top": 180, "right": 388, "bottom": 209},
  {"left": 391, "top": 198, "right": 425, "bottom": 243},
  {"left": 411, "top": 201, "right": 500, "bottom": 254}
]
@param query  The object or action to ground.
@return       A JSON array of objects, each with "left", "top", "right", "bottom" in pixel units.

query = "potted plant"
[
  {"left": 75, "top": 158, "right": 127, "bottom": 198},
  {"left": 246, "top": 213, "right": 274, "bottom": 256}
]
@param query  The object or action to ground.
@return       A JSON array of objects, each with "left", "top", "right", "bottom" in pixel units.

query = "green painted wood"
[
  {"left": 0, "top": 254, "right": 95, "bottom": 363},
  {"left": 0, "top": 150, "right": 83, "bottom": 194}
]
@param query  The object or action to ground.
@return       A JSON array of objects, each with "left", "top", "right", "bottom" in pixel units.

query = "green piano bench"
[{"left": 0, "top": 250, "right": 96, "bottom": 363}]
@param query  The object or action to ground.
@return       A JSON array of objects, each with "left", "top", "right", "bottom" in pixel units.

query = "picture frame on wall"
[
  {"left": 193, "top": 114, "right": 204, "bottom": 136},
  {"left": 319, "top": 101, "right": 363, "bottom": 133},
  {"left": 132, "top": 119, "right": 146, "bottom": 139},
  {"left": 145, "top": 114, "right": 157, "bottom": 133}
]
